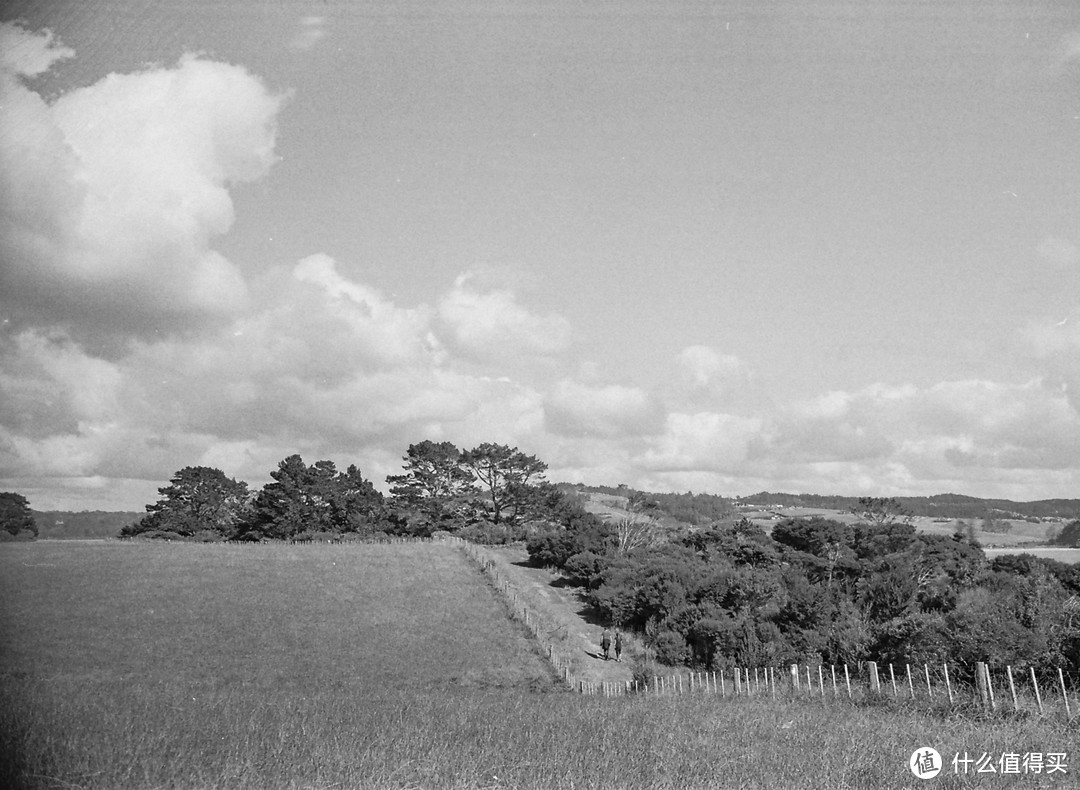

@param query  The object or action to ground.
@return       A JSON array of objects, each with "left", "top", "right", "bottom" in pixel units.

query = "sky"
[{"left": 3, "top": 1, "right": 1080, "bottom": 511}]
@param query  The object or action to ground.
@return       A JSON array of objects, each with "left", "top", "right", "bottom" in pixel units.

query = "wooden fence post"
[
  {"left": 1006, "top": 665, "right": 1018, "bottom": 712},
  {"left": 924, "top": 664, "right": 932, "bottom": 699},
  {"left": 1059, "top": 668, "right": 1072, "bottom": 719},
  {"left": 831, "top": 665, "right": 838, "bottom": 699},
  {"left": 818, "top": 665, "right": 825, "bottom": 700},
  {"left": 944, "top": 663, "right": 953, "bottom": 704},
  {"left": 975, "top": 662, "right": 990, "bottom": 713},
  {"left": 906, "top": 664, "right": 915, "bottom": 700},
  {"left": 844, "top": 664, "right": 852, "bottom": 700},
  {"left": 791, "top": 663, "right": 800, "bottom": 693},
  {"left": 1030, "top": 667, "right": 1043, "bottom": 714},
  {"left": 889, "top": 664, "right": 897, "bottom": 698},
  {"left": 868, "top": 661, "right": 880, "bottom": 695}
]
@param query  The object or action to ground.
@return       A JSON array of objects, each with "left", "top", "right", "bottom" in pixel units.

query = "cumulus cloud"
[
  {"left": 0, "top": 24, "right": 287, "bottom": 348},
  {"left": 0, "top": 22, "right": 73, "bottom": 77},
  {"left": 545, "top": 379, "right": 662, "bottom": 438},
  {"left": 438, "top": 273, "right": 572, "bottom": 361},
  {"left": 638, "top": 412, "right": 764, "bottom": 474}
]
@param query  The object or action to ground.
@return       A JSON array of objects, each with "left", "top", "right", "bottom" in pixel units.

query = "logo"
[{"left": 910, "top": 748, "right": 942, "bottom": 779}]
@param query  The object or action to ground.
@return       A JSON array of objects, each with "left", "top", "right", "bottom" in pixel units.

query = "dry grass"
[{"left": 0, "top": 541, "right": 1075, "bottom": 790}]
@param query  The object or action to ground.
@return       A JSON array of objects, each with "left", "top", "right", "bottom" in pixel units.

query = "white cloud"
[
  {"left": 638, "top": 412, "right": 764, "bottom": 474},
  {"left": 438, "top": 272, "right": 572, "bottom": 361},
  {"left": 545, "top": 379, "right": 662, "bottom": 438},
  {"left": 0, "top": 29, "right": 288, "bottom": 345},
  {"left": 677, "top": 345, "right": 746, "bottom": 389},
  {"left": 0, "top": 23, "right": 73, "bottom": 77}
]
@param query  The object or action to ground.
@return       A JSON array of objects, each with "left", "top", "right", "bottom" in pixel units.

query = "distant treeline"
[
  {"left": 32, "top": 511, "right": 140, "bottom": 539},
  {"left": 738, "top": 492, "right": 1080, "bottom": 520}
]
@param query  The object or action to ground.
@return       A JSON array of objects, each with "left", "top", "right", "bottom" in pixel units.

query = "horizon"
[{"left": 3, "top": 2, "right": 1080, "bottom": 511}]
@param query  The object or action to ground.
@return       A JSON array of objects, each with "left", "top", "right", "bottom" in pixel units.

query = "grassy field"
[{"left": 1, "top": 541, "right": 1076, "bottom": 790}]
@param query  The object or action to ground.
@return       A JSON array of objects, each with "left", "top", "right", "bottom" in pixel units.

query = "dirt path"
[{"left": 486, "top": 545, "right": 633, "bottom": 687}]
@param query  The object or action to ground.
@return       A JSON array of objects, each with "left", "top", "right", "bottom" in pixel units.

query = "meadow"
[{"left": 1, "top": 541, "right": 1075, "bottom": 790}]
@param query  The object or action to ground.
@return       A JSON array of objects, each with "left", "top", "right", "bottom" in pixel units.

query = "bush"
[
  {"left": 458, "top": 520, "right": 514, "bottom": 545},
  {"left": 652, "top": 629, "right": 689, "bottom": 664},
  {"left": 562, "top": 551, "right": 606, "bottom": 587}
]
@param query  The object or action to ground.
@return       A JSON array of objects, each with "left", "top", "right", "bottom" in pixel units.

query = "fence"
[
  {"left": 632, "top": 661, "right": 1076, "bottom": 720},
  {"left": 459, "top": 540, "right": 590, "bottom": 690}
]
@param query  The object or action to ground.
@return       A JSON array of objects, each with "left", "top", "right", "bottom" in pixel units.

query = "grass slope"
[{"left": 1, "top": 542, "right": 1075, "bottom": 790}]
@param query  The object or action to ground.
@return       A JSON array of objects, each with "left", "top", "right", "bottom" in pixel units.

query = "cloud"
[
  {"left": 0, "top": 22, "right": 73, "bottom": 77},
  {"left": 289, "top": 16, "right": 328, "bottom": 52},
  {"left": 437, "top": 273, "right": 572, "bottom": 361},
  {"left": 0, "top": 26, "right": 288, "bottom": 349},
  {"left": 677, "top": 345, "right": 746, "bottom": 389},
  {"left": 545, "top": 380, "right": 662, "bottom": 438},
  {"left": 638, "top": 412, "right": 764, "bottom": 474}
]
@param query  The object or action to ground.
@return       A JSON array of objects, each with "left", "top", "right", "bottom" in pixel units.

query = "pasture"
[{"left": 1, "top": 541, "right": 1075, "bottom": 790}]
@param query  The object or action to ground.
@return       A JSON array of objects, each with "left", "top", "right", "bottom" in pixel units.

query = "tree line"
[
  {"left": 119, "top": 441, "right": 578, "bottom": 543},
  {"left": 525, "top": 498, "right": 1080, "bottom": 678}
]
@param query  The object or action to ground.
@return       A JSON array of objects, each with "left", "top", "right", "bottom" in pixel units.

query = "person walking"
[
  {"left": 614, "top": 630, "right": 623, "bottom": 662},
  {"left": 600, "top": 629, "right": 611, "bottom": 660}
]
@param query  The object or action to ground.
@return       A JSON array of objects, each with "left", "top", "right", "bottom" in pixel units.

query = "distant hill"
[
  {"left": 32, "top": 511, "right": 142, "bottom": 539},
  {"left": 738, "top": 492, "right": 1080, "bottom": 521}
]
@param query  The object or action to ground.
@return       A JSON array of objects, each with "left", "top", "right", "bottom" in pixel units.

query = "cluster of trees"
[
  {"left": 121, "top": 441, "right": 582, "bottom": 542},
  {"left": 0, "top": 492, "right": 37, "bottom": 539},
  {"left": 526, "top": 499, "right": 1080, "bottom": 676}
]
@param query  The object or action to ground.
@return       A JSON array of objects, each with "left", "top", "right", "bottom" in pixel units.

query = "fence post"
[
  {"left": 924, "top": 664, "right": 933, "bottom": 699},
  {"left": 868, "top": 661, "right": 880, "bottom": 695},
  {"left": 720, "top": 669, "right": 726, "bottom": 697},
  {"left": 889, "top": 664, "right": 897, "bottom": 698},
  {"left": 906, "top": 664, "right": 915, "bottom": 700},
  {"left": 1030, "top": 667, "right": 1043, "bottom": 714},
  {"left": 975, "top": 662, "right": 990, "bottom": 713},
  {"left": 1006, "top": 666, "right": 1018, "bottom": 712},
  {"left": 944, "top": 663, "right": 953, "bottom": 704},
  {"left": 1059, "top": 668, "right": 1072, "bottom": 720},
  {"left": 844, "top": 664, "right": 852, "bottom": 700},
  {"left": 791, "top": 663, "right": 800, "bottom": 693},
  {"left": 831, "top": 665, "right": 838, "bottom": 699}
]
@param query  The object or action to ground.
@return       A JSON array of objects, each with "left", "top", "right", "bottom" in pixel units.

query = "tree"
[
  {"left": 125, "top": 467, "right": 248, "bottom": 538},
  {"left": 460, "top": 443, "right": 547, "bottom": 525},
  {"left": 0, "top": 492, "right": 37, "bottom": 537},
  {"left": 241, "top": 455, "right": 383, "bottom": 540},
  {"left": 1051, "top": 519, "right": 1080, "bottom": 548},
  {"left": 386, "top": 440, "right": 475, "bottom": 530},
  {"left": 850, "top": 497, "right": 912, "bottom": 527}
]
